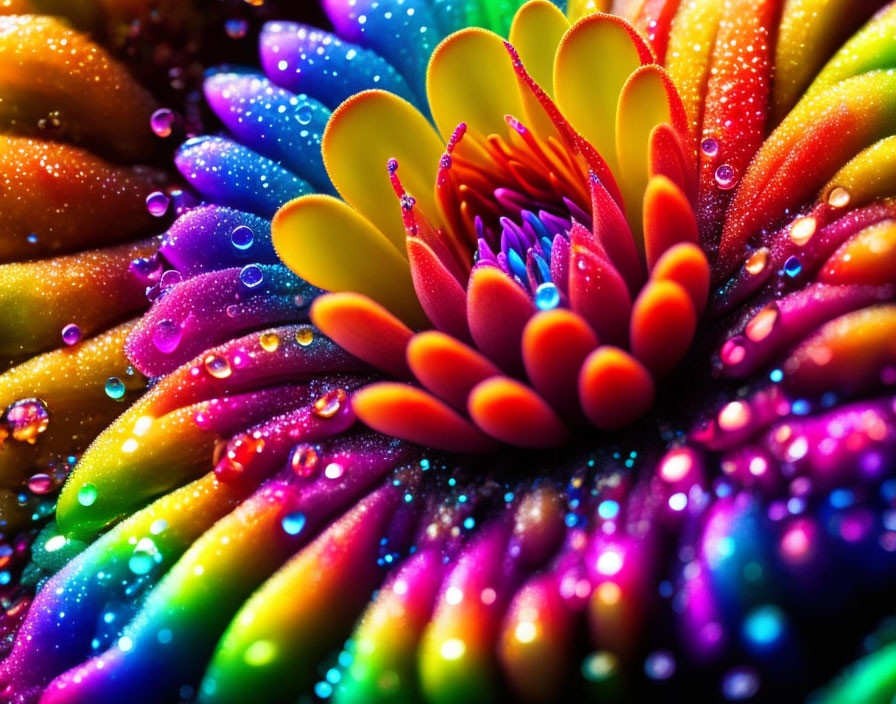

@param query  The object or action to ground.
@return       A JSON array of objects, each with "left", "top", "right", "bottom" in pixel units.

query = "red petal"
[
  {"left": 579, "top": 346, "right": 654, "bottom": 430},
  {"left": 590, "top": 173, "right": 644, "bottom": 293},
  {"left": 522, "top": 308, "right": 599, "bottom": 420},
  {"left": 353, "top": 382, "right": 498, "bottom": 453},
  {"left": 467, "top": 264, "right": 535, "bottom": 375},
  {"left": 406, "top": 330, "right": 501, "bottom": 410},
  {"left": 568, "top": 245, "right": 632, "bottom": 346},
  {"left": 310, "top": 292, "right": 413, "bottom": 379},
  {"left": 648, "top": 122, "right": 697, "bottom": 204},
  {"left": 408, "top": 238, "right": 473, "bottom": 343},
  {"left": 468, "top": 376, "right": 570, "bottom": 448}
]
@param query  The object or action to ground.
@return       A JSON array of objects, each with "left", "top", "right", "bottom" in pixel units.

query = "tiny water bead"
[
  {"left": 313, "top": 388, "right": 348, "bottom": 419},
  {"left": 783, "top": 256, "right": 802, "bottom": 278},
  {"left": 128, "top": 538, "right": 159, "bottom": 576},
  {"left": 295, "top": 103, "right": 313, "bottom": 125},
  {"left": 27, "top": 473, "right": 54, "bottom": 494},
  {"left": 150, "top": 108, "right": 174, "bottom": 138},
  {"left": 146, "top": 191, "right": 170, "bottom": 217},
  {"left": 295, "top": 326, "right": 314, "bottom": 346},
  {"left": 3, "top": 399, "right": 50, "bottom": 443},
  {"left": 104, "top": 377, "right": 126, "bottom": 400},
  {"left": 534, "top": 282, "right": 560, "bottom": 310},
  {"left": 701, "top": 137, "right": 719, "bottom": 158},
  {"left": 204, "top": 354, "right": 232, "bottom": 380},
  {"left": 827, "top": 186, "right": 851, "bottom": 209},
  {"left": 230, "top": 225, "right": 254, "bottom": 251},
  {"left": 224, "top": 18, "right": 249, "bottom": 39},
  {"left": 77, "top": 483, "right": 98, "bottom": 507},
  {"left": 239, "top": 264, "right": 264, "bottom": 288},
  {"left": 789, "top": 216, "right": 817, "bottom": 246},
  {"left": 61, "top": 323, "right": 82, "bottom": 346},
  {"left": 745, "top": 248, "right": 769, "bottom": 275},
  {"left": 714, "top": 164, "right": 738, "bottom": 190},
  {"left": 290, "top": 445, "right": 319, "bottom": 477},
  {"left": 152, "top": 319, "right": 182, "bottom": 354},
  {"left": 259, "top": 332, "right": 279, "bottom": 352},
  {"left": 281, "top": 511, "right": 306, "bottom": 535}
]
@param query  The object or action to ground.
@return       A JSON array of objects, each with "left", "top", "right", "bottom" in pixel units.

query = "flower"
[{"left": 3, "top": 2, "right": 896, "bottom": 704}]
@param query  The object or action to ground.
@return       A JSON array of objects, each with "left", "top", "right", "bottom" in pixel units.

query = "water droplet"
[
  {"left": 28, "top": 473, "right": 53, "bottom": 494},
  {"left": 128, "top": 538, "right": 158, "bottom": 575},
  {"left": 324, "top": 462, "right": 344, "bottom": 479},
  {"left": 3, "top": 399, "right": 49, "bottom": 443},
  {"left": 239, "top": 264, "right": 264, "bottom": 289},
  {"left": 150, "top": 108, "right": 174, "bottom": 137},
  {"left": 295, "top": 326, "right": 314, "bottom": 346},
  {"left": 290, "top": 445, "right": 319, "bottom": 477},
  {"left": 152, "top": 319, "right": 182, "bottom": 354},
  {"left": 744, "top": 248, "right": 768, "bottom": 275},
  {"left": 146, "top": 191, "right": 170, "bottom": 217},
  {"left": 259, "top": 332, "right": 279, "bottom": 352},
  {"left": 282, "top": 511, "right": 306, "bottom": 535},
  {"left": 224, "top": 18, "right": 249, "bottom": 38},
  {"left": 701, "top": 137, "right": 719, "bottom": 158},
  {"left": 745, "top": 304, "right": 779, "bottom": 342},
  {"left": 160, "top": 269, "right": 182, "bottom": 290},
  {"left": 400, "top": 194, "right": 416, "bottom": 210},
  {"left": 827, "top": 187, "right": 851, "bottom": 209},
  {"left": 714, "top": 164, "right": 737, "bottom": 190},
  {"left": 718, "top": 401, "right": 751, "bottom": 431},
  {"left": 130, "top": 255, "right": 163, "bottom": 283},
  {"left": 77, "top": 483, "right": 98, "bottom": 507},
  {"left": 296, "top": 103, "right": 313, "bottom": 125},
  {"left": 105, "top": 377, "right": 126, "bottom": 400},
  {"left": 61, "top": 324, "right": 81, "bottom": 346},
  {"left": 230, "top": 225, "right": 254, "bottom": 251},
  {"left": 534, "top": 282, "right": 560, "bottom": 310},
  {"left": 204, "top": 354, "right": 232, "bottom": 380},
  {"left": 721, "top": 338, "right": 746, "bottom": 366},
  {"left": 783, "top": 256, "right": 802, "bottom": 278},
  {"left": 313, "top": 388, "right": 347, "bottom": 419},
  {"left": 789, "top": 216, "right": 816, "bottom": 246},
  {"left": 215, "top": 434, "right": 264, "bottom": 481}
]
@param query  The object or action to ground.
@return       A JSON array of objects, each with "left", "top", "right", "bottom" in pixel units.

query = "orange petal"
[
  {"left": 468, "top": 376, "right": 570, "bottom": 448},
  {"left": 643, "top": 175, "right": 699, "bottom": 271},
  {"left": 630, "top": 279, "right": 697, "bottom": 377},
  {"left": 406, "top": 330, "right": 500, "bottom": 411},
  {"left": 310, "top": 293, "right": 413, "bottom": 379},
  {"left": 578, "top": 346, "right": 654, "bottom": 430},
  {"left": 353, "top": 382, "right": 498, "bottom": 453},
  {"left": 467, "top": 265, "right": 535, "bottom": 375},
  {"left": 522, "top": 308, "right": 599, "bottom": 419},
  {"left": 650, "top": 242, "right": 710, "bottom": 316}
]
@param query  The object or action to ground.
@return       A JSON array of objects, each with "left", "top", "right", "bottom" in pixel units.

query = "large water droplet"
[
  {"left": 282, "top": 511, "right": 306, "bottom": 535},
  {"left": 313, "top": 388, "right": 347, "bottom": 419},
  {"left": 28, "top": 473, "right": 54, "bottom": 494},
  {"left": 61, "top": 323, "right": 81, "bottom": 346},
  {"left": 128, "top": 538, "right": 158, "bottom": 575},
  {"left": 146, "top": 191, "right": 170, "bottom": 217},
  {"left": 204, "top": 354, "right": 232, "bottom": 379},
  {"left": 295, "top": 326, "right": 314, "bottom": 346},
  {"left": 150, "top": 108, "right": 174, "bottom": 137},
  {"left": 239, "top": 264, "right": 264, "bottom": 289},
  {"left": 534, "top": 282, "right": 560, "bottom": 310},
  {"left": 290, "top": 445, "right": 319, "bottom": 477},
  {"left": 701, "top": 137, "right": 719, "bottom": 158},
  {"left": 789, "top": 216, "right": 816, "bottom": 246},
  {"left": 152, "top": 319, "right": 182, "bottom": 354},
  {"left": 231, "top": 225, "right": 254, "bottom": 251},
  {"left": 3, "top": 399, "right": 50, "bottom": 443},
  {"left": 77, "top": 483, "right": 98, "bottom": 507},
  {"left": 105, "top": 377, "right": 126, "bottom": 400},
  {"left": 714, "top": 164, "right": 737, "bottom": 190},
  {"left": 259, "top": 332, "right": 279, "bottom": 352}
]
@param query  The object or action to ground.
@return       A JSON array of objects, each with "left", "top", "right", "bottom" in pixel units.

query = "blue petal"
[
  {"left": 204, "top": 72, "right": 334, "bottom": 193},
  {"left": 174, "top": 136, "right": 311, "bottom": 219},
  {"left": 259, "top": 22, "right": 417, "bottom": 110}
]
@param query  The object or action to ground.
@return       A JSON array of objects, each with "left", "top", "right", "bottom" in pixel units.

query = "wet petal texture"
[{"left": 9, "top": 2, "right": 896, "bottom": 704}]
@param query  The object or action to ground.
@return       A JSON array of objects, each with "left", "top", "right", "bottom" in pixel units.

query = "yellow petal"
[
  {"left": 272, "top": 195, "right": 428, "bottom": 328},
  {"left": 510, "top": 1, "right": 570, "bottom": 139},
  {"left": 664, "top": 0, "right": 723, "bottom": 135},
  {"left": 822, "top": 135, "right": 896, "bottom": 211},
  {"left": 566, "top": 0, "right": 612, "bottom": 23},
  {"left": 322, "top": 89, "right": 444, "bottom": 253},
  {"left": 427, "top": 27, "right": 526, "bottom": 141},
  {"left": 554, "top": 13, "right": 653, "bottom": 172},
  {"left": 616, "top": 65, "right": 675, "bottom": 247}
]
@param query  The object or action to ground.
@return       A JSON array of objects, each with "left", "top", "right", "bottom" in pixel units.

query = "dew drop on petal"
[
  {"left": 28, "top": 473, "right": 54, "bottom": 494},
  {"left": 3, "top": 399, "right": 50, "bottom": 443},
  {"left": 295, "top": 326, "right": 314, "bottom": 346},
  {"left": 282, "top": 511, "right": 306, "bottom": 535},
  {"left": 128, "top": 538, "right": 158, "bottom": 575},
  {"left": 77, "top": 483, "right": 98, "bottom": 507},
  {"left": 230, "top": 225, "right": 254, "bottom": 251},
  {"left": 701, "top": 137, "right": 719, "bottom": 158},
  {"left": 204, "top": 354, "right": 232, "bottom": 380},
  {"left": 313, "top": 388, "right": 347, "bottom": 419},
  {"left": 290, "top": 445, "right": 319, "bottom": 477},
  {"left": 146, "top": 191, "right": 170, "bottom": 217},
  {"left": 152, "top": 319, "right": 182, "bottom": 354},
  {"left": 104, "top": 377, "right": 126, "bottom": 400},
  {"left": 827, "top": 187, "right": 851, "bottom": 209},
  {"left": 296, "top": 104, "right": 313, "bottom": 125},
  {"left": 714, "top": 164, "right": 737, "bottom": 190},
  {"left": 150, "top": 108, "right": 174, "bottom": 138},
  {"left": 783, "top": 256, "right": 802, "bottom": 278},
  {"left": 239, "top": 264, "right": 264, "bottom": 289},
  {"left": 745, "top": 304, "right": 779, "bottom": 342},
  {"left": 745, "top": 248, "right": 768, "bottom": 275},
  {"left": 534, "top": 282, "right": 560, "bottom": 310},
  {"left": 61, "top": 324, "right": 81, "bottom": 346},
  {"left": 789, "top": 216, "right": 816, "bottom": 246},
  {"left": 259, "top": 332, "right": 279, "bottom": 352}
]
